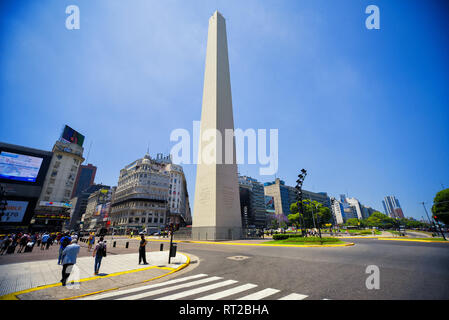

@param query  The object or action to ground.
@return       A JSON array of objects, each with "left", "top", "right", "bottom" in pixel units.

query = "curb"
[
  {"left": 146, "top": 238, "right": 355, "bottom": 248},
  {"left": 0, "top": 252, "right": 191, "bottom": 301},
  {"left": 377, "top": 238, "right": 448, "bottom": 243}
]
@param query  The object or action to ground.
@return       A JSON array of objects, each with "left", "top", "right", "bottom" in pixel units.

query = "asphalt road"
[
  {"left": 2, "top": 237, "right": 448, "bottom": 300},
  {"left": 146, "top": 238, "right": 449, "bottom": 300}
]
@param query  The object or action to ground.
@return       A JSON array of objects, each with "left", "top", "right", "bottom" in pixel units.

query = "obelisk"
[{"left": 192, "top": 11, "right": 242, "bottom": 240}]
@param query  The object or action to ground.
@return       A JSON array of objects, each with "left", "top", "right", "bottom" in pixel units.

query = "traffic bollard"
[
  {"left": 126, "top": 242, "right": 129, "bottom": 248},
  {"left": 160, "top": 243, "right": 163, "bottom": 251},
  {"left": 113, "top": 241, "right": 116, "bottom": 248}
]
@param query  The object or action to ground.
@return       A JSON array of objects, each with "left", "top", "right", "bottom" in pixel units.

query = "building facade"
[
  {"left": 238, "top": 176, "right": 266, "bottom": 229},
  {"left": 264, "top": 178, "right": 331, "bottom": 219},
  {"left": 71, "top": 163, "right": 97, "bottom": 198},
  {"left": 68, "top": 184, "right": 109, "bottom": 231},
  {"left": 0, "top": 142, "right": 53, "bottom": 233},
  {"left": 82, "top": 186, "right": 112, "bottom": 231},
  {"left": 110, "top": 154, "right": 172, "bottom": 234},
  {"left": 382, "top": 196, "right": 404, "bottom": 219},
  {"left": 32, "top": 139, "right": 84, "bottom": 231}
]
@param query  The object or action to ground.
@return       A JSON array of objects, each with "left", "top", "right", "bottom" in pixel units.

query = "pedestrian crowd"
[
  {"left": 0, "top": 231, "right": 76, "bottom": 255},
  {"left": 0, "top": 231, "right": 151, "bottom": 287}
]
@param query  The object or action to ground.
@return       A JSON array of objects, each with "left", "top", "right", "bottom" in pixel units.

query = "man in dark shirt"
[
  {"left": 58, "top": 233, "right": 72, "bottom": 265},
  {"left": 139, "top": 234, "right": 149, "bottom": 265}
]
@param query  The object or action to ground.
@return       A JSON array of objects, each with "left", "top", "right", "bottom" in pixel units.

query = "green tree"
[
  {"left": 365, "top": 211, "right": 397, "bottom": 229},
  {"left": 345, "top": 218, "right": 360, "bottom": 227},
  {"left": 432, "top": 188, "right": 449, "bottom": 225},
  {"left": 290, "top": 200, "right": 332, "bottom": 229}
]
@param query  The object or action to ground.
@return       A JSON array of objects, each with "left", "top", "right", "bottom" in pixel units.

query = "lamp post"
[{"left": 295, "top": 169, "right": 307, "bottom": 237}]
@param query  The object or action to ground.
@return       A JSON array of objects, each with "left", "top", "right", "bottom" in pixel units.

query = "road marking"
[
  {"left": 78, "top": 273, "right": 208, "bottom": 300},
  {"left": 278, "top": 293, "right": 308, "bottom": 300},
  {"left": 155, "top": 279, "right": 238, "bottom": 300},
  {"left": 116, "top": 276, "right": 223, "bottom": 300},
  {"left": 237, "top": 288, "right": 280, "bottom": 300},
  {"left": 195, "top": 283, "right": 258, "bottom": 300}
]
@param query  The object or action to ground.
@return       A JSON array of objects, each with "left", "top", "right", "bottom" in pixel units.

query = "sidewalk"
[{"left": 0, "top": 250, "right": 190, "bottom": 300}]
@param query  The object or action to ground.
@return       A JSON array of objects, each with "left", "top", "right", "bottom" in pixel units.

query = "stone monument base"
[{"left": 192, "top": 226, "right": 242, "bottom": 241}]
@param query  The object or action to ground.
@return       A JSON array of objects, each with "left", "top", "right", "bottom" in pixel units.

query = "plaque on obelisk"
[{"left": 192, "top": 11, "right": 242, "bottom": 240}]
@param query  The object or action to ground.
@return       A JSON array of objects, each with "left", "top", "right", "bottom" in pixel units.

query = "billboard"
[
  {"left": 61, "top": 125, "right": 85, "bottom": 147},
  {"left": 0, "top": 151, "right": 44, "bottom": 183},
  {"left": 0, "top": 200, "right": 29, "bottom": 223},
  {"left": 265, "top": 196, "right": 275, "bottom": 213}
]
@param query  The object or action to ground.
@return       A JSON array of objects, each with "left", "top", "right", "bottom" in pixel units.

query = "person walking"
[
  {"left": 58, "top": 233, "right": 72, "bottom": 265},
  {"left": 60, "top": 239, "right": 80, "bottom": 286},
  {"left": 138, "top": 234, "right": 149, "bottom": 265},
  {"left": 0, "top": 235, "right": 12, "bottom": 255},
  {"left": 17, "top": 234, "right": 28, "bottom": 253},
  {"left": 88, "top": 233, "right": 95, "bottom": 252},
  {"left": 92, "top": 237, "right": 107, "bottom": 275},
  {"left": 41, "top": 232, "right": 49, "bottom": 250}
]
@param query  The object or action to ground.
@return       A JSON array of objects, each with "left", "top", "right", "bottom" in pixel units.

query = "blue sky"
[{"left": 1, "top": 0, "right": 448, "bottom": 220}]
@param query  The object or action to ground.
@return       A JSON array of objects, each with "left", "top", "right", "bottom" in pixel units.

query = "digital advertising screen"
[
  {"left": 0, "top": 151, "right": 44, "bottom": 183},
  {"left": 61, "top": 125, "right": 85, "bottom": 147},
  {"left": 0, "top": 200, "right": 29, "bottom": 223}
]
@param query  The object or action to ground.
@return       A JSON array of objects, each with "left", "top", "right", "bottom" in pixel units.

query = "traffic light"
[{"left": 434, "top": 215, "right": 439, "bottom": 221}]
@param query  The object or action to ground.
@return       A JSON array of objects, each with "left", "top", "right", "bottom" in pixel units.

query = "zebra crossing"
[{"left": 78, "top": 273, "right": 326, "bottom": 300}]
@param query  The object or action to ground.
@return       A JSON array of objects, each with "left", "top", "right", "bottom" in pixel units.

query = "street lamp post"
[{"left": 295, "top": 169, "right": 307, "bottom": 237}]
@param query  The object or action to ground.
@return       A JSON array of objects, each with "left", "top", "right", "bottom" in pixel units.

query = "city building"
[
  {"left": 346, "top": 197, "right": 363, "bottom": 220},
  {"left": 32, "top": 135, "right": 85, "bottom": 231},
  {"left": 165, "top": 161, "right": 191, "bottom": 226},
  {"left": 110, "top": 153, "right": 170, "bottom": 234},
  {"left": 238, "top": 176, "right": 266, "bottom": 229},
  {"left": 71, "top": 163, "right": 97, "bottom": 198},
  {"left": 330, "top": 197, "right": 345, "bottom": 225},
  {"left": 264, "top": 178, "right": 331, "bottom": 218},
  {"left": 68, "top": 184, "right": 110, "bottom": 231},
  {"left": 382, "top": 195, "right": 405, "bottom": 219},
  {"left": 82, "top": 186, "right": 112, "bottom": 231},
  {"left": 0, "top": 142, "right": 53, "bottom": 233}
]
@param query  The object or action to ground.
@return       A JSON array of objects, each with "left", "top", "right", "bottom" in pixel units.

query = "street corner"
[{"left": 1, "top": 251, "right": 193, "bottom": 300}]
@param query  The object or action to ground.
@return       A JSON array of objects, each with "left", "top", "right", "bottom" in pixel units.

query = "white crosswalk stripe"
[
  {"left": 79, "top": 273, "right": 209, "bottom": 300},
  {"left": 195, "top": 283, "right": 258, "bottom": 300},
  {"left": 237, "top": 288, "right": 280, "bottom": 300},
  {"left": 117, "top": 276, "right": 224, "bottom": 300},
  {"left": 278, "top": 293, "right": 308, "bottom": 300},
  {"left": 80, "top": 273, "right": 321, "bottom": 300},
  {"left": 156, "top": 279, "right": 238, "bottom": 300}
]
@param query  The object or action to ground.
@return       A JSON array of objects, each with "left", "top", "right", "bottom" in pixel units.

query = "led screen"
[
  {"left": 0, "top": 200, "right": 29, "bottom": 223},
  {"left": 61, "top": 125, "right": 85, "bottom": 147},
  {"left": 0, "top": 151, "right": 43, "bottom": 182}
]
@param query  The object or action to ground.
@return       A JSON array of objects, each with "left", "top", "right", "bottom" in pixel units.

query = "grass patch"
[
  {"left": 266, "top": 236, "right": 346, "bottom": 245},
  {"left": 395, "top": 237, "right": 447, "bottom": 242}
]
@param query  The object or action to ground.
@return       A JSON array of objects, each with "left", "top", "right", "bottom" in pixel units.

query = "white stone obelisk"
[{"left": 192, "top": 11, "right": 242, "bottom": 240}]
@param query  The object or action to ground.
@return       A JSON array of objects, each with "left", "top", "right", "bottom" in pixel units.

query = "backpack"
[
  {"left": 97, "top": 243, "right": 106, "bottom": 257},
  {"left": 61, "top": 237, "right": 70, "bottom": 248}
]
